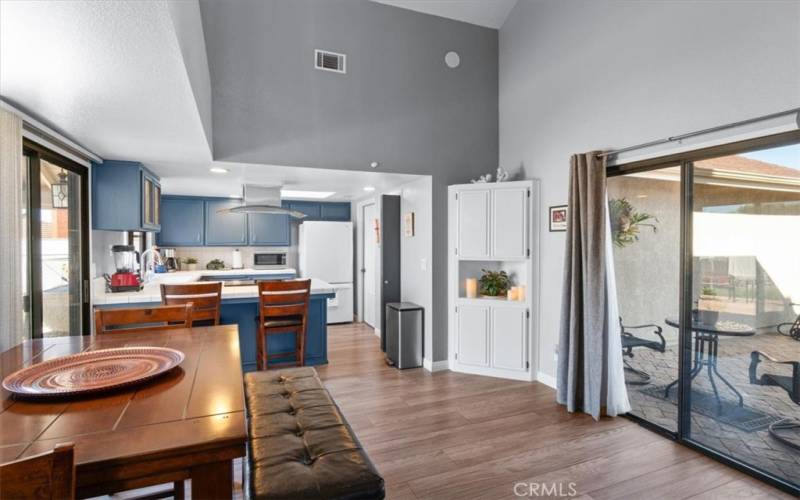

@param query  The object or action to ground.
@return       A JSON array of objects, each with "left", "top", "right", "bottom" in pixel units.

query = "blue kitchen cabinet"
[
  {"left": 248, "top": 213, "right": 291, "bottom": 246},
  {"left": 92, "top": 160, "right": 161, "bottom": 231},
  {"left": 320, "top": 202, "right": 351, "bottom": 221},
  {"left": 204, "top": 198, "right": 248, "bottom": 246},
  {"left": 285, "top": 200, "right": 322, "bottom": 220},
  {"left": 156, "top": 196, "right": 205, "bottom": 246}
]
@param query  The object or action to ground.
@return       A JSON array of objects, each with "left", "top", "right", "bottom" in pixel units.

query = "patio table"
[{"left": 663, "top": 317, "right": 755, "bottom": 414}]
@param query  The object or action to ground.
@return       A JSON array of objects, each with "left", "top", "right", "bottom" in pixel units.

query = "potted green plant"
[
  {"left": 206, "top": 258, "right": 225, "bottom": 271},
  {"left": 609, "top": 198, "right": 658, "bottom": 248},
  {"left": 183, "top": 257, "right": 198, "bottom": 271},
  {"left": 479, "top": 269, "right": 510, "bottom": 298}
]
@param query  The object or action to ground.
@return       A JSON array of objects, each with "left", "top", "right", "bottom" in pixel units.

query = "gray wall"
[
  {"left": 200, "top": 0, "right": 499, "bottom": 361},
  {"left": 499, "top": 0, "right": 800, "bottom": 378}
]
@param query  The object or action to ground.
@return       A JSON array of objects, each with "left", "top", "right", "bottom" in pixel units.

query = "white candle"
[
  {"left": 466, "top": 278, "right": 478, "bottom": 298},
  {"left": 507, "top": 287, "right": 518, "bottom": 301},
  {"left": 517, "top": 285, "right": 526, "bottom": 301}
]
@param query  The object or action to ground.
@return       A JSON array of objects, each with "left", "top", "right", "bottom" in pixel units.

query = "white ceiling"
[
  {"left": 0, "top": 0, "right": 432, "bottom": 198},
  {"left": 371, "top": 0, "right": 518, "bottom": 29},
  {"left": 0, "top": 0, "right": 212, "bottom": 163},
  {"left": 155, "top": 160, "right": 424, "bottom": 201}
]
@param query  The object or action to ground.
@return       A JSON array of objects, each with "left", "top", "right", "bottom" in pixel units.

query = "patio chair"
[
  {"left": 749, "top": 351, "right": 800, "bottom": 450},
  {"left": 620, "top": 317, "right": 666, "bottom": 385},
  {"left": 777, "top": 313, "right": 800, "bottom": 341}
]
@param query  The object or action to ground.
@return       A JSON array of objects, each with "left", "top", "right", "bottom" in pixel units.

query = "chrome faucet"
[{"left": 140, "top": 247, "right": 163, "bottom": 283}]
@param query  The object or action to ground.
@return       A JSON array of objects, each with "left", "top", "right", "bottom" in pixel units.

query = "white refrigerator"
[{"left": 298, "top": 221, "right": 354, "bottom": 324}]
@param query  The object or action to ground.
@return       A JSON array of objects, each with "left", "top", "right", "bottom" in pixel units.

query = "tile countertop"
[{"left": 93, "top": 268, "right": 336, "bottom": 305}]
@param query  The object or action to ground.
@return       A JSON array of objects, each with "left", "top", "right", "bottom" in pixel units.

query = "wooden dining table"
[{"left": 0, "top": 324, "right": 247, "bottom": 499}]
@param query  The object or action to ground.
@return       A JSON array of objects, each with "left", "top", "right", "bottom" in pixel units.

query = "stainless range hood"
[{"left": 217, "top": 184, "right": 307, "bottom": 219}]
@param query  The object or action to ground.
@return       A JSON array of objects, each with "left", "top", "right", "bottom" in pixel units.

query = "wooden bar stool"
[
  {"left": 161, "top": 282, "right": 223, "bottom": 326},
  {"left": 257, "top": 279, "right": 311, "bottom": 370}
]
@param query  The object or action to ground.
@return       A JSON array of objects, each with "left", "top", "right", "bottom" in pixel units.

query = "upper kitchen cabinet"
[
  {"left": 320, "top": 202, "right": 351, "bottom": 221},
  {"left": 92, "top": 160, "right": 161, "bottom": 231},
  {"left": 282, "top": 200, "right": 351, "bottom": 221},
  {"left": 205, "top": 198, "right": 248, "bottom": 246},
  {"left": 157, "top": 196, "right": 205, "bottom": 246},
  {"left": 249, "top": 213, "right": 291, "bottom": 246},
  {"left": 284, "top": 200, "right": 321, "bottom": 220}
]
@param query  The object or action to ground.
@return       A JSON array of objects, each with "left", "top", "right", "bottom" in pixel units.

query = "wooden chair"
[
  {"left": 161, "top": 282, "right": 223, "bottom": 326},
  {"left": 93, "top": 304, "right": 192, "bottom": 499},
  {"left": 0, "top": 443, "right": 75, "bottom": 500},
  {"left": 257, "top": 279, "right": 311, "bottom": 370},
  {"left": 94, "top": 303, "right": 194, "bottom": 334}
]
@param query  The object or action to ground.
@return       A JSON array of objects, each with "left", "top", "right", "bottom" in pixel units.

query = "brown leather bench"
[{"left": 244, "top": 367, "right": 385, "bottom": 499}]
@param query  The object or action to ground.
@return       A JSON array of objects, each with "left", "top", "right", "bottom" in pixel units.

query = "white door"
[
  {"left": 362, "top": 203, "right": 377, "bottom": 328},
  {"left": 457, "top": 189, "right": 490, "bottom": 259},
  {"left": 491, "top": 187, "right": 528, "bottom": 259},
  {"left": 457, "top": 305, "right": 490, "bottom": 367},
  {"left": 491, "top": 306, "right": 528, "bottom": 371}
]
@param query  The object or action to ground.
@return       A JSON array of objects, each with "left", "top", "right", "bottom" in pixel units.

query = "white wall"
[
  {"left": 499, "top": 0, "right": 800, "bottom": 379},
  {"left": 353, "top": 176, "right": 433, "bottom": 364},
  {"left": 399, "top": 177, "right": 433, "bottom": 363}
]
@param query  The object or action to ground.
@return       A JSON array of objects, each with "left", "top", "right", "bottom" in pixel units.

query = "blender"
[{"left": 105, "top": 245, "right": 143, "bottom": 292}]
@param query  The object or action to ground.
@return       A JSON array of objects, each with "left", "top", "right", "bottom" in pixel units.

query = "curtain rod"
[{"left": 598, "top": 107, "right": 800, "bottom": 158}]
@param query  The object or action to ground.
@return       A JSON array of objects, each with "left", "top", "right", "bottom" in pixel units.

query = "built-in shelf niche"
[{"left": 457, "top": 260, "right": 528, "bottom": 300}]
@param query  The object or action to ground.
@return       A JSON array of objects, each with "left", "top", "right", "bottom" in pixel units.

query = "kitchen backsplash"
[{"left": 171, "top": 246, "right": 297, "bottom": 270}]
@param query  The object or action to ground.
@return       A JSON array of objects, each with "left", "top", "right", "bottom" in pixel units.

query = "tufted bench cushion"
[{"left": 244, "top": 367, "right": 385, "bottom": 500}]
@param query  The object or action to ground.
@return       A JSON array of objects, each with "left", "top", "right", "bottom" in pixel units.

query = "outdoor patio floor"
[{"left": 626, "top": 329, "right": 800, "bottom": 485}]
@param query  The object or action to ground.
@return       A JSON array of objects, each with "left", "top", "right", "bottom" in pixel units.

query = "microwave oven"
[{"left": 253, "top": 252, "right": 287, "bottom": 269}]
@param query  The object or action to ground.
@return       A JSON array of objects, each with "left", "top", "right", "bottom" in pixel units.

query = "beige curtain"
[
  {"left": 556, "top": 151, "right": 630, "bottom": 419},
  {"left": 0, "top": 108, "right": 25, "bottom": 352}
]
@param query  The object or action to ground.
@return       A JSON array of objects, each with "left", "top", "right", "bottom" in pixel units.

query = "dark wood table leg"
[{"left": 190, "top": 460, "right": 233, "bottom": 500}]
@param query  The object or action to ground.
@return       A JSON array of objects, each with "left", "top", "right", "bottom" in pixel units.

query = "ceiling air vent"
[{"left": 315, "top": 49, "right": 346, "bottom": 74}]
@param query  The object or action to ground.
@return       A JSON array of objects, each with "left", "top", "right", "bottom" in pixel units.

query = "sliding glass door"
[
  {"left": 609, "top": 137, "right": 800, "bottom": 493},
  {"left": 23, "top": 141, "right": 90, "bottom": 338},
  {"left": 687, "top": 145, "right": 800, "bottom": 488}
]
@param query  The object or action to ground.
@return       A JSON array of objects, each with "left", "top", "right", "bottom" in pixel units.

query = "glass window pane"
[
  {"left": 689, "top": 143, "right": 800, "bottom": 487},
  {"left": 608, "top": 165, "right": 681, "bottom": 433},
  {"left": 39, "top": 159, "right": 82, "bottom": 337}
]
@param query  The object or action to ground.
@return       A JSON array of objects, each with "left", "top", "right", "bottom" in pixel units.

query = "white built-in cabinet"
[{"left": 448, "top": 180, "right": 539, "bottom": 381}]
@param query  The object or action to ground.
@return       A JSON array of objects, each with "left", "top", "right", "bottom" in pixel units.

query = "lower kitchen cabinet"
[{"left": 157, "top": 197, "right": 204, "bottom": 246}]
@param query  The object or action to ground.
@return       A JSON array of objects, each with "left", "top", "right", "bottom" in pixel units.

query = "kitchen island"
[{"left": 93, "top": 269, "right": 335, "bottom": 371}]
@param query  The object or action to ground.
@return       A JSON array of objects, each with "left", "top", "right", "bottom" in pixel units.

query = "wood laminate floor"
[{"left": 314, "top": 322, "right": 793, "bottom": 500}]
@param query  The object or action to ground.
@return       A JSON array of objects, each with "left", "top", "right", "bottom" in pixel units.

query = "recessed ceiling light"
[
  {"left": 229, "top": 194, "right": 240, "bottom": 198},
  {"left": 363, "top": 186, "right": 376, "bottom": 192},
  {"left": 210, "top": 167, "right": 229, "bottom": 174},
  {"left": 280, "top": 189, "right": 335, "bottom": 199},
  {"left": 370, "top": 161, "right": 379, "bottom": 169}
]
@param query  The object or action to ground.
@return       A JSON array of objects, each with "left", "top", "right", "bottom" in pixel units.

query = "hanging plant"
[
  {"left": 479, "top": 269, "right": 510, "bottom": 297},
  {"left": 609, "top": 198, "right": 658, "bottom": 248}
]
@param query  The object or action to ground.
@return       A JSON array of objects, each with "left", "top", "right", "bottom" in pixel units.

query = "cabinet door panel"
[
  {"left": 288, "top": 201, "right": 321, "bottom": 220},
  {"left": 249, "top": 213, "right": 291, "bottom": 246},
  {"left": 457, "top": 305, "right": 489, "bottom": 367},
  {"left": 205, "top": 199, "right": 248, "bottom": 246},
  {"left": 320, "top": 202, "right": 351, "bottom": 221},
  {"left": 491, "top": 187, "right": 527, "bottom": 259},
  {"left": 457, "top": 189, "right": 490, "bottom": 258},
  {"left": 491, "top": 307, "right": 527, "bottom": 371},
  {"left": 157, "top": 198, "right": 204, "bottom": 246}
]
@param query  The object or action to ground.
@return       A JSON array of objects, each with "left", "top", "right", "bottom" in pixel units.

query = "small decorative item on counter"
[
  {"left": 479, "top": 269, "right": 510, "bottom": 298},
  {"left": 495, "top": 166, "right": 509, "bottom": 182},
  {"left": 465, "top": 278, "right": 478, "bottom": 298},
  {"left": 232, "top": 248, "right": 243, "bottom": 269},
  {"left": 516, "top": 285, "right": 526, "bottom": 301},
  {"left": 206, "top": 259, "right": 225, "bottom": 271},
  {"left": 183, "top": 257, "right": 198, "bottom": 271},
  {"left": 470, "top": 173, "right": 492, "bottom": 183},
  {"left": 507, "top": 287, "right": 519, "bottom": 301}
]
